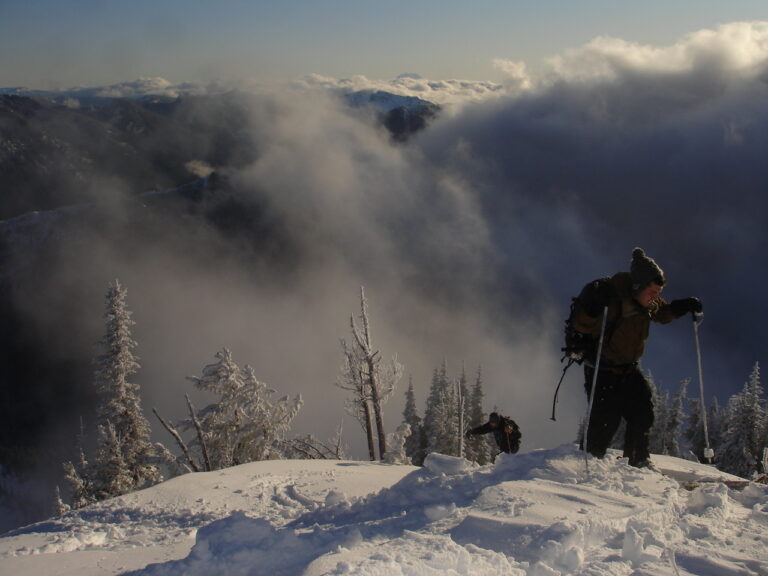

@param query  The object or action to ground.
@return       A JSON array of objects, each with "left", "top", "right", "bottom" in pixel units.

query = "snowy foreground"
[{"left": 1, "top": 445, "right": 766, "bottom": 576}]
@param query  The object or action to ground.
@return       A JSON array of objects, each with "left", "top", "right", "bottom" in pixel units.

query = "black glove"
[
  {"left": 464, "top": 429, "right": 474, "bottom": 439},
  {"left": 564, "top": 329, "right": 594, "bottom": 363},
  {"left": 670, "top": 297, "right": 702, "bottom": 316},
  {"left": 582, "top": 280, "right": 613, "bottom": 316}
]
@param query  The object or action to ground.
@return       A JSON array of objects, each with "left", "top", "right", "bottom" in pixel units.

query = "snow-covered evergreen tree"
[
  {"left": 96, "top": 281, "right": 160, "bottom": 494},
  {"left": 402, "top": 378, "right": 424, "bottom": 465},
  {"left": 465, "top": 366, "right": 490, "bottom": 465},
  {"left": 186, "top": 348, "right": 303, "bottom": 469},
  {"left": 663, "top": 379, "right": 688, "bottom": 458},
  {"left": 423, "top": 362, "right": 457, "bottom": 456},
  {"left": 685, "top": 396, "right": 708, "bottom": 462},
  {"left": 188, "top": 348, "right": 243, "bottom": 469},
  {"left": 421, "top": 367, "right": 443, "bottom": 458},
  {"left": 421, "top": 361, "right": 469, "bottom": 458},
  {"left": 718, "top": 362, "right": 766, "bottom": 478},
  {"left": 62, "top": 430, "right": 95, "bottom": 509},
  {"left": 240, "top": 364, "right": 302, "bottom": 462},
  {"left": 707, "top": 396, "right": 725, "bottom": 460},
  {"left": 457, "top": 365, "right": 470, "bottom": 458},
  {"left": 64, "top": 280, "right": 160, "bottom": 506},
  {"left": 648, "top": 372, "right": 669, "bottom": 455},
  {"left": 93, "top": 421, "right": 135, "bottom": 500},
  {"left": 433, "top": 380, "right": 458, "bottom": 455},
  {"left": 53, "top": 486, "right": 69, "bottom": 516}
]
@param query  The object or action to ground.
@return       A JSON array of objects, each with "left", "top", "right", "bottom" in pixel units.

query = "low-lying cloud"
[{"left": 419, "top": 19, "right": 768, "bottom": 395}]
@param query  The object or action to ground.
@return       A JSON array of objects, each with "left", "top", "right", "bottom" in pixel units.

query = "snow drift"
[{"left": 1, "top": 445, "right": 766, "bottom": 575}]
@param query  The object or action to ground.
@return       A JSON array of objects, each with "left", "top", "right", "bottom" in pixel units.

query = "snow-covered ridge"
[
  {"left": 1, "top": 445, "right": 764, "bottom": 576},
  {"left": 341, "top": 89, "right": 441, "bottom": 141},
  {"left": 0, "top": 77, "right": 215, "bottom": 101},
  {"left": 344, "top": 89, "right": 439, "bottom": 114},
  {"left": 0, "top": 78, "right": 441, "bottom": 112}
]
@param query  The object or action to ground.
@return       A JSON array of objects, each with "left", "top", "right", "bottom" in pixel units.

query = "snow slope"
[{"left": 1, "top": 445, "right": 766, "bottom": 576}]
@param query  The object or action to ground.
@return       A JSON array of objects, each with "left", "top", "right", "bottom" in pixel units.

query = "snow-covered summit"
[
  {"left": 342, "top": 89, "right": 440, "bottom": 140},
  {"left": 344, "top": 89, "right": 438, "bottom": 114},
  {"left": 1, "top": 445, "right": 765, "bottom": 576}
]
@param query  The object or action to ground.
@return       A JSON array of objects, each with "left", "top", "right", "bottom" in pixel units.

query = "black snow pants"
[{"left": 583, "top": 363, "right": 654, "bottom": 466}]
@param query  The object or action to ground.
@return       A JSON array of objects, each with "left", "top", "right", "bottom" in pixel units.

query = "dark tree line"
[
  {"left": 401, "top": 361, "right": 493, "bottom": 466},
  {"left": 612, "top": 363, "right": 767, "bottom": 479},
  {"left": 48, "top": 280, "right": 768, "bottom": 517}
]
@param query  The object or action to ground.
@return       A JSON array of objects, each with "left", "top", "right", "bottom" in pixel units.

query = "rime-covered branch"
[
  {"left": 153, "top": 407, "right": 200, "bottom": 473},
  {"left": 186, "top": 394, "right": 211, "bottom": 472}
]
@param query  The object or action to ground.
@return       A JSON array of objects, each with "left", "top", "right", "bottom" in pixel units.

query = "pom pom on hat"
[{"left": 630, "top": 247, "right": 665, "bottom": 293}]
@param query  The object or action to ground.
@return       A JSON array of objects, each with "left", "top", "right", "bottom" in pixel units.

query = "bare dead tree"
[
  {"left": 456, "top": 378, "right": 465, "bottom": 458},
  {"left": 153, "top": 407, "right": 200, "bottom": 472},
  {"left": 284, "top": 437, "right": 341, "bottom": 459},
  {"left": 351, "top": 287, "right": 400, "bottom": 459},
  {"left": 283, "top": 423, "right": 345, "bottom": 459},
  {"left": 338, "top": 338, "right": 376, "bottom": 460},
  {"left": 186, "top": 394, "right": 212, "bottom": 472}
]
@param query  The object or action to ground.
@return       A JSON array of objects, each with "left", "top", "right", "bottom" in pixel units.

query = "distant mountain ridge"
[
  {"left": 0, "top": 84, "right": 439, "bottom": 220},
  {"left": 0, "top": 77, "right": 210, "bottom": 101},
  {"left": 344, "top": 89, "right": 440, "bottom": 142},
  {"left": 0, "top": 91, "right": 244, "bottom": 219},
  {"left": 0, "top": 79, "right": 442, "bottom": 532}
]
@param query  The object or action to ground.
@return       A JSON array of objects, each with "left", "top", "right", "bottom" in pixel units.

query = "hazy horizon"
[{"left": 2, "top": 1, "right": 767, "bottom": 89}]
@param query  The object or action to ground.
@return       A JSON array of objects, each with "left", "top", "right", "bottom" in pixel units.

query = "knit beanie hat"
[{"left": 630, "top": 247, "right": 665, "bottom": 293}]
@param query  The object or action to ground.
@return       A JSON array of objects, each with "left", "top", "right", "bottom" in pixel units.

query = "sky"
[
  {"left": 1, "top": 446, "right": 765, "bottom": 575},
  {"left": 1, "top": 0, "right": 767, "bottom": 89}
]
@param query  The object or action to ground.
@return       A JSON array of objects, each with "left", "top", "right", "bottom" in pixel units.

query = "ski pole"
[
  {"left": 692, "top": 311, "right": 714, "bottom": 464},
  {"left": 583, "top": 306, "right": 609, "bottom": 473}
]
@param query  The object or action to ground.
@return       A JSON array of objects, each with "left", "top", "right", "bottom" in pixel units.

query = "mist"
[
  {"left": 2, "top": 21, "right": 768, "bottom": 530},
  {"left": 2, "top": 84, "right": 561, "bottom": 480},
  {"left": 417, "top": 21, "right": 768, "bottom": 394}
]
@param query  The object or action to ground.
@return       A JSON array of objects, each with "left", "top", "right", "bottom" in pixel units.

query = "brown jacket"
[{"left": 572, "top": 272, "right": 679, "bottom": 366}]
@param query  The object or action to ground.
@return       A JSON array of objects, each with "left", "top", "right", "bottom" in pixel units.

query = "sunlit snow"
[{"left": 1, "top": 445, "right": 766, "bottom": 575}]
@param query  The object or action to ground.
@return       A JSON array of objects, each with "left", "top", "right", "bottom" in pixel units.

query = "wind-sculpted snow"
[
  {"left": 126, "top": 446, "right": 766, "bottom": 576},
  {"left": 1, "top": 447, "right": 766, "bottom": 575}
]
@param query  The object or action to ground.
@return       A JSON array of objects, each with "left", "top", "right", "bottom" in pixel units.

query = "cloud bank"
[
  {"left": 3, "top": 22, "right": 768, "bottom": 528},
  {"left": 419, "top": 20, "right": 768, "bottom": 392}
]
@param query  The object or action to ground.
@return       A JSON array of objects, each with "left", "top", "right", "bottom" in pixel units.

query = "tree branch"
[
  {"left": 153, "top": 406, "right": 200, "bottom": 473},
  {"left": 186, "top": 394, "right": 212, "bottom": 472}
]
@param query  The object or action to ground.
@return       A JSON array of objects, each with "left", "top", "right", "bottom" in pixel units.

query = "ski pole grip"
[{"left": 691, "top": 310, "right": 703, "bottom": 324}]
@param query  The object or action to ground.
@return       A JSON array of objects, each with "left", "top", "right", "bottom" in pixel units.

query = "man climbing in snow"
[
  {"left": 465, "top": 412, "right": 521, "bottom": 455},
  {"left": 570, "top": 247, "right": 701, "bottom": 468}
]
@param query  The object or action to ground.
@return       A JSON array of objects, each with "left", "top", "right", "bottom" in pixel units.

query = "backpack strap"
[{"left": 579, "top": 278, "right": 624, "bottom": 365}]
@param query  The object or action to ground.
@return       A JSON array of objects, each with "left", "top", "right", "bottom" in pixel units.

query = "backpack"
[
  {"left": 552, "top": 277, "right": 616, "bottom": 421},
  {"left": 504, "top": 419, "right": 521, "bottom": 441},
  {"left": 562, "top": 277, "right": 612, "bottom": 364},
  {"left": 500, "top": 417, "right": 521, "bottom": 451}
]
